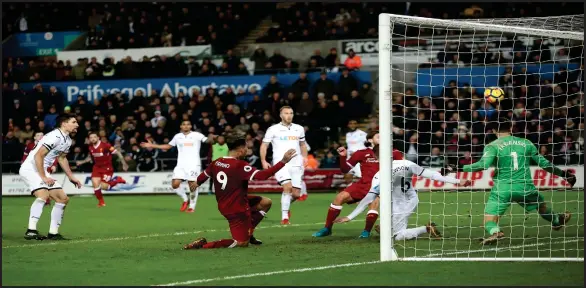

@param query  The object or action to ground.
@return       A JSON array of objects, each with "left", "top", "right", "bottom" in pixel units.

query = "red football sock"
[
  {"left": 364, "top": 210, "right": 379, "bottom": 232},
  {"left": 202, "top": 239, "right": 236, "bottom": 249},
  {"left": 94, "top": 188, "right": 104, "bottom": 202},
  {"left": 251, "top": 211, "right": 267, "bottom": 228},
  {"left": 325, "top": 204, "right": 343, "bottom": 229},
  {"left": 107, "top": 180, "right": 118, "bottom": 189}
]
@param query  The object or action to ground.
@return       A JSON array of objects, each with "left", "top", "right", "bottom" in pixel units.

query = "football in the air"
[{"left": 484, "top": 87, "right": 505, "bottom": 103}]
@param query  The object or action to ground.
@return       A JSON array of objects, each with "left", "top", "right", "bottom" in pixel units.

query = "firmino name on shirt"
[{"left": 215, "top": 162, "right": 231, "bottom": 168}]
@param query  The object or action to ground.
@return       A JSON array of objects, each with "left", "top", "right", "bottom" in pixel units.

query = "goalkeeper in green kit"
[{"left": 443, "top": 120, "right": 577, "bottom": 245}]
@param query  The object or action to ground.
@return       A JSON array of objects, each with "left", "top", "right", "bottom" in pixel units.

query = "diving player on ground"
[
  {"left": 76, "top": 132, "right": 129, "bottom": 207},
  {"left": 183, "top": 140, "right": 297, "bottom": 249},
  {"left": 336, "top": 154, "right": 472, "bottom": 239},
  {"left": 444, "top": 120, "right": 576, "bottom": 245}
]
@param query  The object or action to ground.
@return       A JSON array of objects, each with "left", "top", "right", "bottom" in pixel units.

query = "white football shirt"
[
  {"left": 346, "top": 129, "right": 367, "bottom": 157},
  {"left": 22, "top": 129, "right": 71, "bottom": 171},
  {"left": 169, "top": 131, "right": 208, "bottom": 168},
  {"left": 263, "top": 123, "right": 305, "bottom": 167},
  {"left": 370, "top": 160, "right": 424, "bottom": 210}
]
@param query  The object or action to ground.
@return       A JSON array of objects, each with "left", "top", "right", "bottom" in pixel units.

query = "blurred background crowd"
[{"left": 2, "top": 2, "right": 584, "bottom": 174}]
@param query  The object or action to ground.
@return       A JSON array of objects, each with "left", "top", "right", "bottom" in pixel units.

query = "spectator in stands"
[
  {"left": 320, "top": 151, "right": 339, "bottom": 168},
  {"left": 212, "top": 136, "right": 229, "bottom": 161},
  {"left": 263, "top": 76, "right": 283, "bottom": 98},
  {"left": 420, "top": 147, "right": 445, "bottom": 167},
  {"left": 343, "top": 49, "right": 362, "bottom": 71},
  {"left": 325, "top": 48, "right": 339, "bottom": 68},
  {"left": 458, "top": 151, "right": 475, "bottom": 166},
  {"left": 269, "top": 49, "right": 287, "bottom": 70},
  {"left": 291, "top": 72, "right": 311, "bottom": 98},
  {"left": 297, "top": 92, "right": 314, "bottom": 118},
  {"left": 309, "top": 49, "right": 325, "bottom": 68},
  {"left": 250, "top": 47, "right": 269, "bottom": 74},
  {"left": 337, "top": 68, "right": 358, "bottom": 100},
  {"left": 305, "top": 152, "right": 320, "bottom": 171},
  {"left": 313, "top": 72, "right": 335, "bottom": 99}
]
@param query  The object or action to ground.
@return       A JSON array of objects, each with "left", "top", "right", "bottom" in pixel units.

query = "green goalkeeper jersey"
[{"left": 462, "top": 135, "right": 565, "bottom": 184}]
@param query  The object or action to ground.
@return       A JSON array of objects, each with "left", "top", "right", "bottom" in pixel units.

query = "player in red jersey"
[
  {"left": 312, "top": 131, "right": 402, "bottom": 237},
  {"left": 22, "top": 132, "right": 58, "bottom": 206},
  {"left": 183, "top": 139, "right": 297, "bottom": 250},
  {"left": 76, "top": 132, "right": 128, "bottom": 207}
]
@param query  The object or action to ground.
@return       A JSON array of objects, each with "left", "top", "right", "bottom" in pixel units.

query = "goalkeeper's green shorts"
[{"left": 484, "top": 183, "right": 544, "bottom": 216}]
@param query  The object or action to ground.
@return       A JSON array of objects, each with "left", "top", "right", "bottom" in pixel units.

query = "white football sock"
[
  {"left": 394, "top": 226, "right": 428, "bottom": 241},
  {"left": 300, "top": 181, "right": 307, "bottom": 196},
  {"left": 281, "top": 193, "right": 292, "bottom": 220},
  {"left": 28, "top": 198, "right": 46, "bottom": 230},
  {"left": 49, "top": 203, "right": 66, "bottom": 235},
  {"left": 188, "top": 186, "right": 199, "bottom": 210},
  {"left": 174, "top": 186, "right": 188, "bottom": 202}
]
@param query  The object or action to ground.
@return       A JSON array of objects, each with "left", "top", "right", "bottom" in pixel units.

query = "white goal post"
[{"left": 378, "top": 13, "right": 584, "bottom": 262}]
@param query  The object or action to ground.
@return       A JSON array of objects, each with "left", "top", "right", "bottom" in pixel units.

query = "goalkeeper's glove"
[
  {"left": 562, "top": 170, "right": 577, "bottom": 188},
  {"left": 441, "top": 164, "right": 460, "bottom": 176}
]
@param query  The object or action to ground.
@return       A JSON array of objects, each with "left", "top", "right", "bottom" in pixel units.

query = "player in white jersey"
[
  {"left": 20, "top": 114, "right": 82, "bottom": 241},
  {"left": 141, "top": 120, "right": 216, "bottom": 212},
  {"left": 336, "top": 158, "right": 471, "bottom": 239},
  {"left": 260, "top": 106, "right": 308, "bottom": 225},
  {"left": 345, "top": 120, "right": 367, "bottom": 178}
]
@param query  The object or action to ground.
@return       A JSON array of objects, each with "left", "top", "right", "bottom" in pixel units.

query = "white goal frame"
[{"left": 378, "top": 13, "right": 584, "bottom": 262}]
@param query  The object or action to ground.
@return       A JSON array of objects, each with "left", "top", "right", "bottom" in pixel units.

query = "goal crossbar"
[
  {"left": 377, "top": 13, "right": 584, "bottom": 262},
  {"left": 379, "top": 13, "right": 584, "bottom": 40}
]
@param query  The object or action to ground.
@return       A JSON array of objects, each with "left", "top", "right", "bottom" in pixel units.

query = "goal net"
[{"left": 378, "top": 13, "right": 584, "bottom": 261}]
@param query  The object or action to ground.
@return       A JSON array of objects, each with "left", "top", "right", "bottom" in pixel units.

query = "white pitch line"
[
  {"left": 154, "top": 260, "right": 383, "bottom": 286},
  {"left": 155, "top": 239, "right": 583, "bottom": 286},
  {"left": 2, "top": 221, "right": 337, "bottom": 249},
  {"left": 413, "top": 238, "right": 582, "bottom": 258}
]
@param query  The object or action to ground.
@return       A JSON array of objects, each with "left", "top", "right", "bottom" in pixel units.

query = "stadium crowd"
[
  {"left": 3, "top": 3, "right": 270, "bottom": 54},
  {"left": 258, "top": 2, "right": 584, "bottom": 42},
  {"left": 2, "top": 2, "right": 584, "bottom": 175},
  {"left": 2, "top": 68, "right": 374, "bottom": 173}
]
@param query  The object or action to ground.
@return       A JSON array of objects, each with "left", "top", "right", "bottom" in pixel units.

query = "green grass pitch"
[{"left": 2, "top": 191, "right": 584, "bottom": 286}]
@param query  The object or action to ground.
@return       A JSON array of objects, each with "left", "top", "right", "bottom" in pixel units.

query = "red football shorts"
[
  {"left": 91, "top": 167, "right": 114, "bottom": 182},
  {"left": 344, "top": 181, "right": 371, "bottom": 203},
  {"left": 224, "top": 211, "right": 253, "bottom": 242}
]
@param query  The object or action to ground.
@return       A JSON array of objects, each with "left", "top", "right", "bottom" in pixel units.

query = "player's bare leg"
[
  {"left": 250, "top": 197, "right": 272, "bottom": 245},
  {"left": 91, "top": 177, "right": 107, "bottom": 207},
  {"left": 25, "top": 189, "right": 51, "bottom": 240},
  {"left": 360, "top": 197, "right": 380, "bottom": 238},
  {"left": 313, "top": 191, "right": 354, "bottom": 237},
  {"left": 280, "top": 182, "right": 294, "bottom": 225},
  {"left": 186, "top": 180, "right": 199, "bottom": 213},
  {"left": 46, "top": 189, "right": 70, "bottom": 240},
  {"left": 481, "top": 215, "right": 505, "bottom": 245},
  {"left": 171, "top": 179, "right": 189, "bottom": 212}
]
